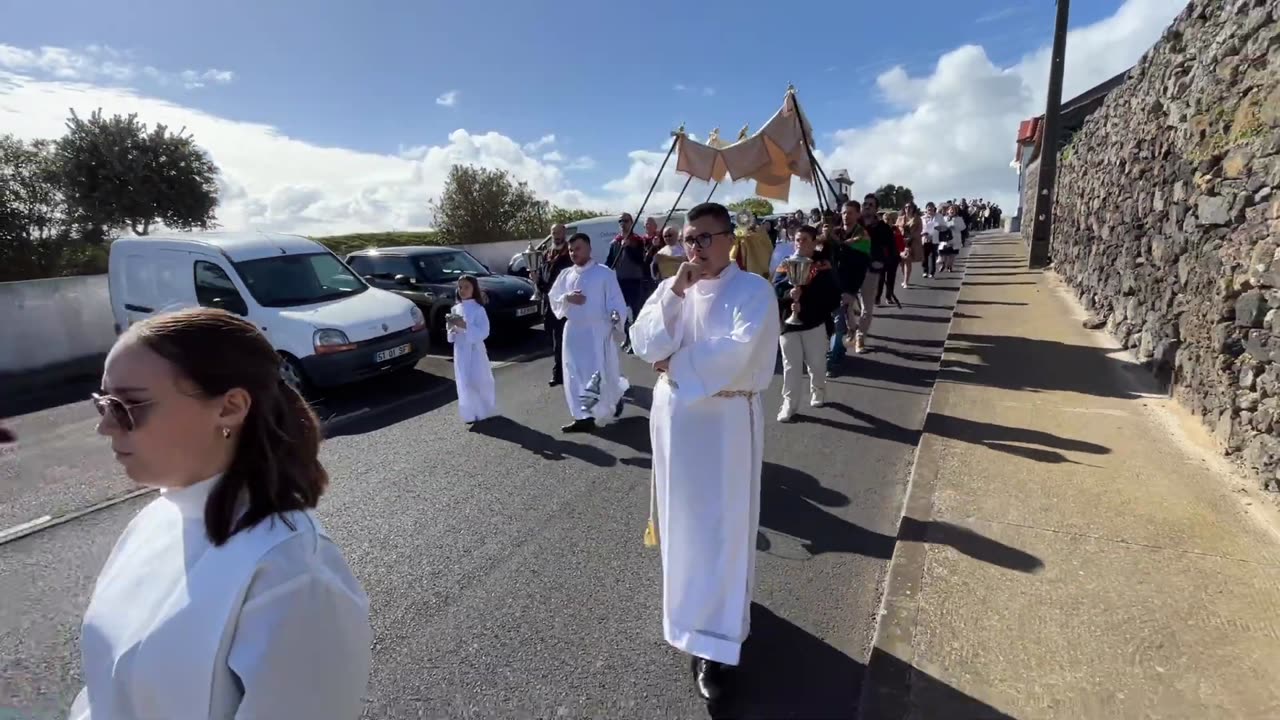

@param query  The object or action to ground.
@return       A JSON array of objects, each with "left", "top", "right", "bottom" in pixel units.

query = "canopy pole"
[
  {"left": 615, "top": 127, "right": 682, "bottom": 269},
  {"left": 661, "top": 175, "right": 694, "bottom": 233},
  {"left": 790, "top": 91, "right": 842, "bottom": 209},
  {"left": 705, "top": 182, "right": 719, "bottom": 203}
]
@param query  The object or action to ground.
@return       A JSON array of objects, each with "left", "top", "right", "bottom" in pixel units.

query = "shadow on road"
[
  {"left": 941, "top": 333, "right": 1149, "bottom": 400},
  {"left": 712, "top": 603, "right": 1016, "bottom": 719},
  {"left": 470, "top": 416, "right": 617, "bottom": 467},
  {"left": 318, "top": 369, "right": 452, "bottom": 437},
  {"left": 898, "top": 517, "right": 1044, "bottom": 573},
  {"left": 921, "top": 412, "right": 1111, "bottom": 466},
  {"left": 956, "top": 299, "right": 1027, "bottom": 307}
]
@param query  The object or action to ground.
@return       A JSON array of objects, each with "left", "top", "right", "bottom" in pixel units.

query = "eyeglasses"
[
  {"left": 92, "top": 392, "right": 157, "bottom": 432},
  {"left": 683, "top": 230, "right": 733, "bottom": 249}
]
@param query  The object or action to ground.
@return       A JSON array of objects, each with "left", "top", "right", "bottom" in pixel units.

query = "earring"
[{"left": 221, "top": 427, "right": 231, "bottom": 439}]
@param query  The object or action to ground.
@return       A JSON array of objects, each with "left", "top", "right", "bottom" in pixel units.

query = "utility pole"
[{"left": 1028, "top": 0, "right": 1070, "bottom": 269}]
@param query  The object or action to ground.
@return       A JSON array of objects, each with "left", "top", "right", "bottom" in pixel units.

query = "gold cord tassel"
[{"left": 644, "top": 469, "right": 660, "bottom": 548}]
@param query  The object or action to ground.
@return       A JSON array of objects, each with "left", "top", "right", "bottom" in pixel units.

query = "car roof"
[
  {"left": 111, "top": 231, "right": 323, "bottom": 263},
  {"left": 345, "top": 246, "right": 461, "bottom": 257}
]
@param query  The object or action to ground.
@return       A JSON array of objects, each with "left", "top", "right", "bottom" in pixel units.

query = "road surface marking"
[{"left": 0, "top": 488, "right": 155, "bottom": 546}]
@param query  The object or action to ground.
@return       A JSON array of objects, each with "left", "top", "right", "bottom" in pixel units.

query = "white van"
[
  {"left": 506, "top": 211, "right": 688, "bottom": 275},
  {"left": 108, "top": 231, "right": 430, "bottom": 392}
]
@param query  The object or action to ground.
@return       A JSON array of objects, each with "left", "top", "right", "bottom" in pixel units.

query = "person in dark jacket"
[
  {"left": 773, "top": 225, "right": 841, "bottom": 422},
  {"left": 533, "top": 225, "right": 574, "bottom": 386}
]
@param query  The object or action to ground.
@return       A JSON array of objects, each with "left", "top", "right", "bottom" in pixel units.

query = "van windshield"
[{"left": 234, "top": 253, "right": 367, "bottom": 307}]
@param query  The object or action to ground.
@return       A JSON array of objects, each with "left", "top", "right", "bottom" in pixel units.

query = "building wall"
[{"left": 1049, "top": 0, "right": 1280, "bottom": 488}]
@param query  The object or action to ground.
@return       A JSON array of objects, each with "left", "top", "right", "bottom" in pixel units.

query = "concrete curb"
[{"left": 856, "top": 234, "right": 987, "bottom": 720}]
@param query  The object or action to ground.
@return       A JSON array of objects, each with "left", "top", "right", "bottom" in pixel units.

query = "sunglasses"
[
  {"left": 683, "top": 230, "right": 733, "bottom": 249},
  {"left": 92, "top": 392, "right": 157, "bottom": 432}
]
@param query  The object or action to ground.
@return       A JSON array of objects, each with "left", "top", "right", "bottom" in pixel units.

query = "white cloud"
[
  {"left": 435, "top": 90, "right": 458, "bottom": 107},
  {"left": 823, "top": 0, "right": 1187, "bottom": 211},
  {"left": 523, "top": 133, "right": 556, "bottom": 152},
  {"left": 975, "top": 6, "right": 1026, "bottom": 24},
  {"left": 702, "top": 87, "right": 716, "bottom": 97},
  {"left": 673, "top": 84, "right": 716, "bottom": 97},
  {"left": 541, "top": 151, "right": 565, "bottom": 162},
  {"left": 566, "top": 156, "right": 596, "bottom": 171},
  {"left": 673, "top": 83, "right": 687, "bottom": 92},
  {"left": 0, "top": 43, "right": 233, "bottom": 91}
]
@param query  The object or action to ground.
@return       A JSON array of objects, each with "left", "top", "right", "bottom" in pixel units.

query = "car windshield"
[
  {"left": 415, "top": 250, "right": 490, "bottom": 283},
  {"left": 234, "top": 253, "right": 367, "bottom": 307}
]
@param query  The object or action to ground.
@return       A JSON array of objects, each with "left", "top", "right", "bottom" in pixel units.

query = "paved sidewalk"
[{"left": 861, "top": 234, "right": 1280, "bottom": 719}]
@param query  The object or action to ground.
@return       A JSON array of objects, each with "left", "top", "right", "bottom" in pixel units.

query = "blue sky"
[{"left": 0, "top": 0, "right": 1188, "bottom": 234}]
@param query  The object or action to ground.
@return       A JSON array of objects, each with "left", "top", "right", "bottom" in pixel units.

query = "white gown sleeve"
[
  {"left": 549, "top": 270, "right": 571, "bottom": 320},
  {"left": 666, "top": 278, "right": 777, "bottom": 402},
  {"left": 629, "top": 278, "right": 685, "bottom": 364},
  {"left": 446, "top": 303, "right": 462, "bottom": 344},
  {"left": 228, "top": 536, "right": 372, "bottom": 720},
  {"left": 469, "top": 303, "right": 490, "bottom": 343}
]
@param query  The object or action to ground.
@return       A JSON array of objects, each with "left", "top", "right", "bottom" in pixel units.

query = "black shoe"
[
  {"left": 561, "top": 418, "right": 596, "bottom": 433},
  {"left": 691, "top": 657, "right": 726, "bottom": 703},
  {"left": 549, "top": 379, "right": 562, "bottom": 387},
  {"left": 614, "top": 399, "right": 625, "bottom": 418}
]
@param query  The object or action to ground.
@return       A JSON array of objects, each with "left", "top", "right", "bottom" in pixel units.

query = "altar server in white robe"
[
  {"left": 447, "top": 274, "right": 498, "bottom": 424},
  {"left": 629, "top": 202, "right": 781, "bottom": 705},
  {"left": 549, "top": 232, "right": 630, "bottom": 433},
  {"left": 71, "top": 308, "right": 371, "bottom": 720}
]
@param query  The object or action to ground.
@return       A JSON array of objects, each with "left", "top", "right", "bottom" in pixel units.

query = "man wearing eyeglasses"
[{"left": 629, "top": 202, "right": 781, "bottom": 706}]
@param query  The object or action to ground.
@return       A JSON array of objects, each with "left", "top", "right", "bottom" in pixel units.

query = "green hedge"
[{"left": 311, "top": 231, "right": 446, "bottom": 256}]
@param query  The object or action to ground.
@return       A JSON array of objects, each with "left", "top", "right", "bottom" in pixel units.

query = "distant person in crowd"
[
  {"left": 652, "top": 224, "right": 686, "bottom": 281},
  {"left": 899, "top": 202, "right": 924, "bottom": 287},
  {"left": 764, "top": 218, "right": 779, "bottom": 245},
  {"left": 942, "top": 204, "right": 965, "bottom": 272},
  {"left": 877, "top": 211, "right": 904, "bottom": 309},
  {"left": 549, "top": 233, "right": 629, "bottom": 433},
  {"left": 827, "top": 200, "right": 868, "bottom": 376},
  {"left": 72, "top": 308, "right": 371, "bottom": 720},
  {"left": 607, "top": 212, "right": 650, "bottom": 353},
  {"left": 808, "top": 207, "right": 822, "bottom": 224},
  {"left": 534, "top": 224, "right": 574, "bottom": 387},
  {"left": 851, "top": 193, "right": 898, "bottom": 354},
  {"left": 792, "top": 209, "right": 806, "bottom": 225},
  {"left": 957, "top": 199, "right": 973, "bottom": 246},
  {"left": 629, "top": 202, "right": 780, "bottom": 707},
  {"left": 921, "top": 202, "right": 944, "bottom": 278},
  {"left": 447, "top": 275, "right": 497, "bottom": 425},
  {"left": 769, "top": 219, "right": 798, "bottom": 277},
  {"left": 643, "top": 216, "right": 661, "bottom": 248},
  {"left": 774, "top": 225, "right": 840, "bottom": 422}
]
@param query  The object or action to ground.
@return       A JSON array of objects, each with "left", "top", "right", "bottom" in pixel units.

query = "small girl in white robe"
[{"left": 447, "top": 275, "right": 498, "bottom": 424}]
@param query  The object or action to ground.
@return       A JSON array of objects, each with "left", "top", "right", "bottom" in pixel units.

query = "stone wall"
[{"left": 1049, "top": 0, "right": 1280, "bottom": 490}]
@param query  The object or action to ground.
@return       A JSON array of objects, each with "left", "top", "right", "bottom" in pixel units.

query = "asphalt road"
[{"left": 1, "top": 258, "right": 966, "bottom": 719}]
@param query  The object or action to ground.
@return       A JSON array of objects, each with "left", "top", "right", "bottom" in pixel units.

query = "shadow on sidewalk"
[
  {"left": 940, "top": 334, "right": 1144, "bottom": 400},
  {"left": 711, "top": 604, "right": 1014, "bottom": 720},
  {"left": 470, "top": 416, "right": 617, "bottom": 467},
  {"left": 759, "top": 462, "right": 1043, "bottom": 574},
  {"left": 924, "top": 412, "right": 1110, "bottom": 465}
]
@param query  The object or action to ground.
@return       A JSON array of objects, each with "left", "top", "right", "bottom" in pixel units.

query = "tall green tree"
[
  {"left": 549, "top": 206, "right": 607, "bottom": 226},
  {"left": 429, "top": 164, "right": 549, "bottom": 244},
  {"left": 56, "top": 109, "right": 219, "bottom": 238},
  {"left": 728, "top": 197, "right": 775, "bottom": 218},
  {"left": 874, "top": 183, "right": 915, "bottom": 209}
]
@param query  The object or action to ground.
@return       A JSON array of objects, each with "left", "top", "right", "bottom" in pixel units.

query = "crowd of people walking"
[{"left": 58, "top": 193, "right": 985, "bottom": 717}]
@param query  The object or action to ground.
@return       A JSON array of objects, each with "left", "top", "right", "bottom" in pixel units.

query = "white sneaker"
[
  {"left": 810, "top": 398, "right": 825, "bottom": 408},
  {"left": 777, "top": 407, "right": 796, "bottom": 423}
]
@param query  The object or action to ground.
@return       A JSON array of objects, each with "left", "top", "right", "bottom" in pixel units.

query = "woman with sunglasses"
[{"left": 72, "top": 308, "right": 371, "bottom": 719}]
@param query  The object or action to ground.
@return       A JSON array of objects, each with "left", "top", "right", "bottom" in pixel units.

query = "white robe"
[
  {"left": 549, "top": 261, "right": 630, "bottom": 422},
  {"left": 628, "top": 263, "right": 781, "bottom": 666},
  {"left": 70, "top": 476, "right": 370, "bottom": 719},
  {"left": 447, "top": 299, "right": 497, "bottom": 423}
]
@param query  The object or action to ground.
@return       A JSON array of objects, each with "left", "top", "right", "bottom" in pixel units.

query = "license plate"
[
  {"left": 375, "top": 343, "right": 411, "bottom": 363},
  {"left": 516, "top": 305, "right": 537, "bottom": 317}
]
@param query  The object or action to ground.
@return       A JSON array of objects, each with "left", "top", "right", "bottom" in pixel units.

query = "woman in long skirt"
[{"left": 447, "top": 275, "right": 498, "bottom": 424}]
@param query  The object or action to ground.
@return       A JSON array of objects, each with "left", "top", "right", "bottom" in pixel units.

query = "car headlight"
[
  {"left": 313, "top": 328, "right": 355, "bottom": 354},
  {"left": 409, "top": 305, "right": 425, "bottom": 331}
]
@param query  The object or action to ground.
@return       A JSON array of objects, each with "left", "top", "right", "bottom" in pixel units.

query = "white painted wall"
[{"left": 1, "top": 275, "right": 117, "bottom": 376}]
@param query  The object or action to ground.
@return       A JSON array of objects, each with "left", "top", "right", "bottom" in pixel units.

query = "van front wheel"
[{"left": 279, "top": 354, "right": 312, "bottom": 397}]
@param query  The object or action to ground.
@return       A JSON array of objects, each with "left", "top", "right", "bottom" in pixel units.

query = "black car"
[{"left": 345, "top": 247, "right": 540, "bottom": 342}]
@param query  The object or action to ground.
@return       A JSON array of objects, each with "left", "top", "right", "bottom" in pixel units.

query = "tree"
[
  {"left": 549, "top": 206, "right": 607, "bottom": 226},
  {"left": 429, "top": 164, "right": 550, "bottom": 244},
  {"left": 728, "top": 197, "right": 775, "bottom": 218},
  {"left": 56, "top": 109, "right": 219, "bottom": 238},
  {"left": 874, "top": 183, "right": 915, "bottom": 210}
]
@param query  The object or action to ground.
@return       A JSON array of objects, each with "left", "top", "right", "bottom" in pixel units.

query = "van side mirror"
[
  {"left": 211, "top": 296, "right": 248, "bottom": 316},
  {"left": 394, "top": 274, "right": 413, "bottom": 286}
]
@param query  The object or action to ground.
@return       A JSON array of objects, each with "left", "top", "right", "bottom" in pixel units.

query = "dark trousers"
[
  {"left": 876, "top": 260, "right": 900, "bottom": 303},
  {"left": 618, "top": 279, "right": 653, "bottom": 350},
  {"left": 922, "top": 243, "right": 938, "bottom": 276},
  {"left": 546, "top": 315, "right": 566, "bottom": 382}
]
